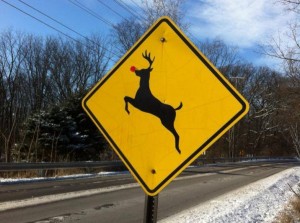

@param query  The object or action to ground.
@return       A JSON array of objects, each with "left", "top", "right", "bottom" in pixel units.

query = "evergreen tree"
[{"left": 22, "top": 94, "right": 110, "bottom": 162}]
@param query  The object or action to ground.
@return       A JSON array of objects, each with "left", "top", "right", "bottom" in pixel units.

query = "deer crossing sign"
[
  {"left": 82, "top": 17, "right": 249, "bottom": 196},
  {"left": 125, "top": 51, "right": 183, "bottom": 154}
]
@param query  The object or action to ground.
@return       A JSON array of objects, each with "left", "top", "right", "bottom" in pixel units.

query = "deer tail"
[{"left": 175, "top": 102, "right": 183, "bottom": 111}]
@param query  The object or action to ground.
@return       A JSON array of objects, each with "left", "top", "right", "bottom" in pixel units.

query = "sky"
[{"left": 0, "top": 0, "right": 297, "bottom": 68}]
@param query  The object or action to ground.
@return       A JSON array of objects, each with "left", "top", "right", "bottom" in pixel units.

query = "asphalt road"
[{"left": 0, "top": 160, "right": 299, "bottom": 223}]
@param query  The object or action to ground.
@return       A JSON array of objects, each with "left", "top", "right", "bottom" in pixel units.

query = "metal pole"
[{"left": 144, "top": 194, "right": 159, "bottom": 223}]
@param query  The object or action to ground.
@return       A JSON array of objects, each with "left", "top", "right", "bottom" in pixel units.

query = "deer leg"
[
  {"left": 172, "top": 129, "right": 181, "bottom": 154},
  {"left": 169, "top": 127, "right": 181, "bottom": 154},
  {"left": 124, "top": 96, "right": 132, "bottom": 114},
  {"left": 124, "top": 96, "right": 140, "bottom": 114},
  {"left": 161, "top": 117, "right": 181, "bottom": 154}
]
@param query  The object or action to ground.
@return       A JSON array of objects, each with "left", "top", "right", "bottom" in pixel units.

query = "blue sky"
[{"left": 0, "top": 0, "right": 296, "bottom": 68}]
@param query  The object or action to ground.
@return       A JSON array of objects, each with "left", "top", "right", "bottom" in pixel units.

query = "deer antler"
[{"left": 142, "top": 50, "right": 155, "bottom": 69}]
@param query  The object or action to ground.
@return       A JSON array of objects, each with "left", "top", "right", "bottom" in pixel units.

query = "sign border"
[{"left": 82, "top": 17, "right": 249, "bottom": 195}]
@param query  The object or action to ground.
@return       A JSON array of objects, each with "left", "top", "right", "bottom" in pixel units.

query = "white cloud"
[{"left": 187, "top": 0, "right": 296, "bottom": 48}]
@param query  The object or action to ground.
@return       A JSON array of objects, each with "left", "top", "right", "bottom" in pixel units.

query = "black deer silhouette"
[{"left": 124, "top": 51, "right": 182, "bottom": 154}]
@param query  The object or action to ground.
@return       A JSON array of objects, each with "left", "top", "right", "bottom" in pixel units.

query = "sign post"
[
  {"left": 82, "top": 16, "right": 249, "bottom": 220},
  {"left": 144, "top": 195, "right": 159, "bottom": 223}
]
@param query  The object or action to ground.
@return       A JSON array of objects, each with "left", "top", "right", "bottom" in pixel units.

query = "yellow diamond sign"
[{"left": 82, "top": 17, "right": 249, "bottom": 196}]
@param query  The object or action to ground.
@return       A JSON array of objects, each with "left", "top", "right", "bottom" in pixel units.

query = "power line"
[
  {"left": 66, "top": 0, "right": 125, "bottom": 54},
  {"left": 112, "top": 0, "right": 135, "bottom": 17},
  {"left": 16, "top": 0, "right": 91, "bottom": 43},
  {"left": 6, "top": 0, "right": 202, "bottom": 64},
  {"left": 0, "top": 0, "right": 118, "bottom": 62},
  {"left": 96, "top": 0, "right": 127, "bottom": 20},
  {"left": 115, "top": 0, "right": 202, "bottom": 45},
  {"left": 128, "top": 0, "right": 143, "bottom": 11},
  {"left": 17, "top": 0, "right": 119, "bottom": 60},
  {"left": 120, "top": 0, "right": 147, "bottom": 21},
  {"left": 1, "top": 0, "right": 77, "bottom": 42},
  {"left": 112, "top": 0, "right": 146, "bottom": 22},
  {"left": 127, "top": 0, "right": 148, "bottom": 21},
  {"left": 68, "top": 0, "right": 114, "bottom": 27}
]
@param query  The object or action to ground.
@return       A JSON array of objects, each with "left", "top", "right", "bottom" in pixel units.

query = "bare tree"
[
  {"left": 46, "top": 35, "right": 111, "bottom": 103},
  {"left": 196, "top": 38, "right": 241, "bottom": 72},
  {"left": 275, "top": 76, "right": 300, "bottom": 157},
  {"left": 277, "top": 0, "right": 300, "bottom": 13},
  {"left": 246, "top": 67, "right": 282, "bottom": 156},
  {"left": 86, "top": 34, "right": 112, "bottom": 85},
  {"left": 21, "top": 35, "right": 51, "bottom": 112},
  {"left": 263, "top": 1, "right": 300, "bottom": 84},
  {"left": 0, "top": 30, "right": 111, "bottom": 162},
  {"left": 111, "top": 18, "right": 145, "bottom": 57},
  {"left": 0, "top": 30, "right": 27, "bottom": 162},
  {"left": 289, "top": 124, "right": 300, "bottom": 157},
  {"left": 261, "top": 1, "right": 300, "bottom": 156},
  {"left": 141, "top": 0, "right": 189, "bottom": 30},
  {"left": 111, "top": 0, "right": 188, "bottom": 56}
]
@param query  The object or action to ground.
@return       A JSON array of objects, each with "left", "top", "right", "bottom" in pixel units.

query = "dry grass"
[
  {"left": 291, "top": 197, "right": 300, "bottom": 218},
  {"left": 275, "top": 186, "right": 300, "bottom": 223},
  {"left": 0, "top": 171, "right": 37, "bottom": 178},
  {"left": 0, "top": 167, "right": 106, "bottom": 179},
  {"left": 277, "top": 212, "right": 294, "bottom": 223}
]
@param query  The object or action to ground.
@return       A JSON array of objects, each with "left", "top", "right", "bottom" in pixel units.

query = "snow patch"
[
  {"left": 0, "top": 171, "right": 129, "bottom": 185},
  {"left": 160, "top": 167, "right": 300, "bottom": 223}
]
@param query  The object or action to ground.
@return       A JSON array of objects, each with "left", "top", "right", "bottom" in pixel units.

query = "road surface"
[{"left": 0, "top": 160, "right": 298, "bottom": 223}]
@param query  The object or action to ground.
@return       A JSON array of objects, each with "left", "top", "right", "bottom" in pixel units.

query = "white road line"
[{"left": 0, "top": 183, "right": 139, "bottom": 212}]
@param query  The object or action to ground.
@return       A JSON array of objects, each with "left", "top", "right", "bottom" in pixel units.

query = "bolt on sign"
[{"left": 82, "top": 16, "right": 249, "bottom": 196}]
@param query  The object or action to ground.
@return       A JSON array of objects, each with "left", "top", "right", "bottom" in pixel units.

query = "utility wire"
[
  {"left": 1, "top": 0, "right": 77, "bottom": 43},
  {"left": 96, "top": 0, "right": 127, "bottom": 20},
  {"left": 17, "top": 0, "right": 96, "bottom": 45},
  {"left": 116, "top": 0, "right": 202, "bottom": 45},
  {"left": 66, "top": 0, "right": 125, "bottom": 54},
  {"left": 127, "top": 0, "right": 148, "bottom": 21},
  {"left": 128, "top": 0, "right": 144, "bottom": 12},
  {"left": 112, "top": 0, "right": 146, "bottom": 22},
  {"left": 17, "top": 0, "right": 119, "bottom": 60},
  {"left": 1, "top": 0, "right": 118, "bottom": 62},
  {"left": 119, "top": 0, "right": 147, "bottom": 22},
  {"left": 112, "top": 0, "right": 136, "bottom": 17},
  {"left": 7, "top": 0, "right": 203, "bottom": 64},
  {"left": 123, "top": 0, "right": 201, "bottom": 45},
  {"left": 68, "top": 0, "right": 114, "bottom": 27}
]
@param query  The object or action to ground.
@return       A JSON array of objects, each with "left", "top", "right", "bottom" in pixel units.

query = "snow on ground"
[{"left": 160, "top": 167, "right": 300, "bottom": 223}]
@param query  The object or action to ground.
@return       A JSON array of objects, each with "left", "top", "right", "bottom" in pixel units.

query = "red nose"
[{"left": 130, "top": 66, "right": 136, "bottom": 72}]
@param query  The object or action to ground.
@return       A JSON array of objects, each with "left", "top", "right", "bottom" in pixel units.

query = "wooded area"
[{"left": 0, "top": 0, "right": 299, "bottom": 162}]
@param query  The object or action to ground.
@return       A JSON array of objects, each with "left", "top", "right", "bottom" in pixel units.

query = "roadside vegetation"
[{"left": 275, "top": 184, "right": 300, "bottom": 223}]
